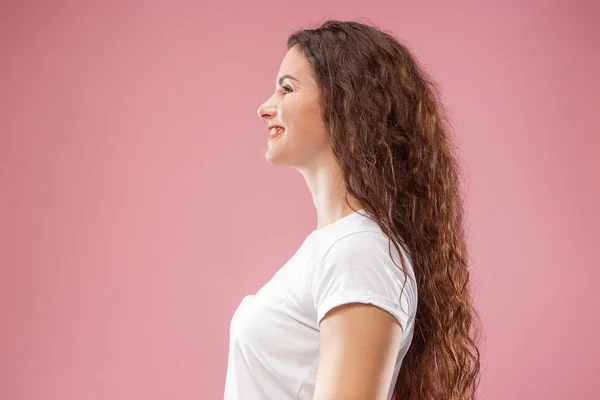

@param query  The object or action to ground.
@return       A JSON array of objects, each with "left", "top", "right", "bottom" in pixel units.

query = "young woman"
[{"left": 224, "top": 20, "right": 482, "bottom": 400}]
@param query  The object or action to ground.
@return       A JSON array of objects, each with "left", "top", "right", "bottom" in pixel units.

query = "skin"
[
  {"left": 256, "top": 44, "right": 404, "bottom": 400},
  {"left": 256, "top": 44, "right": 362, "bottom": 230}
]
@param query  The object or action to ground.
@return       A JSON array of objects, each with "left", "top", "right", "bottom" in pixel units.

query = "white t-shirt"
[{"left": 223, "top": 209, "right": 418, "bottom": 400}]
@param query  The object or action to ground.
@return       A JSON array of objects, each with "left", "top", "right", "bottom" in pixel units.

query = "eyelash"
[{"left": 282, "top": 85, "right": 293, "bottom": 94}]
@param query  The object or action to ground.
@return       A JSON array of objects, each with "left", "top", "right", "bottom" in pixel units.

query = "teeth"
[{"left": 270, "top": 127, "right": 284, "bottom": 136}]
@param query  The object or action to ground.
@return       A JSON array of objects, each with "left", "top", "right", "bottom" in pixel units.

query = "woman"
[{"left": 224, "top": 20, "right": 482, "bottom": 400}]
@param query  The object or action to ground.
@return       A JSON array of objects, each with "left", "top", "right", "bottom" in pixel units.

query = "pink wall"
[{"left": 1, "top": 1, "right": 598, "bottom": 399}]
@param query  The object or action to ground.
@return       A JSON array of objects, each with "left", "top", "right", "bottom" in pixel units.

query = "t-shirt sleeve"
[{"left": 310, "top": 231, "right": 417, "bottom": 330}]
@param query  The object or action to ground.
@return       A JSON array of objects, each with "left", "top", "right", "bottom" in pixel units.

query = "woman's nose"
[{"left": 257, "top": 95, "right": 277, "bottom": 119}]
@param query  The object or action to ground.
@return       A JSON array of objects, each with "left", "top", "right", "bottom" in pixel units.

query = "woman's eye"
[{"left": 282, "top": 85, "right": 293, "bottom": 94}]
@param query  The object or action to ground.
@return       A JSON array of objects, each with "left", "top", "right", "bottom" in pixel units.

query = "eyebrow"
[{"left": 277, "top": 74, "right": 300, "bottom": 87}]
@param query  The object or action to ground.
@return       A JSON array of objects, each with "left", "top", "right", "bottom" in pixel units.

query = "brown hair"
[{"left": 287, "top": 19, "right": 482, "bottom": 399}]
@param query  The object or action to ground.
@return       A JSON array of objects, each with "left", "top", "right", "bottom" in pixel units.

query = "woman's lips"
[{"left": 268, "top": 127, "right": 285, "bottom": 140}]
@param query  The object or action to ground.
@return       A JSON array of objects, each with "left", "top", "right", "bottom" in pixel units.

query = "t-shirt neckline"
[{"left": 309, "top": 208, "right": 367, "bottom": 236}]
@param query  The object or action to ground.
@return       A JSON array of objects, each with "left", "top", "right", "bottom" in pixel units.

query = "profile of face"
[{"left": 257, "top": 45, "right": 330, "bottom": 169}]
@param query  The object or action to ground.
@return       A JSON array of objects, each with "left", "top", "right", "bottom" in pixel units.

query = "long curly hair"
[{"left": 287, "top": 20, "right": 482, "bottom": 399}]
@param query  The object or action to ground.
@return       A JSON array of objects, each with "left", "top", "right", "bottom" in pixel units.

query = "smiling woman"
[
  {"left": 259, "top": 48, "right": 330, "bottom": 169},
  {"left": 224, "top": 19, "right": 482, "bottom": 400}
]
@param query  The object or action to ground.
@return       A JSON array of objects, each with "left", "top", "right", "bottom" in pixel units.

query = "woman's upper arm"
[{"left": 313, "top": 302, "right": 403, "bottom": 400}]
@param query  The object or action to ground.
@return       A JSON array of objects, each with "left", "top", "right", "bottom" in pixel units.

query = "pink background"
[{"left": 1, "top": 1, "right": 598, "bottom": 399}]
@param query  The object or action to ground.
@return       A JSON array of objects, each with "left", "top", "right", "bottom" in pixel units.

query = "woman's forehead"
[{"left": 278, "top": 46, "right": 308, "bottom": 74}]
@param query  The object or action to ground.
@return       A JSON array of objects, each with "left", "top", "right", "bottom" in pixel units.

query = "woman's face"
[{"left": 257, "top": 45, "right": 330, "bottom": 168}]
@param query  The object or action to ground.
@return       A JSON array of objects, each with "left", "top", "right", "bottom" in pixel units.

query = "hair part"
[{"left": 287, "top": 20, "right": 483, "bottom": 399}]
